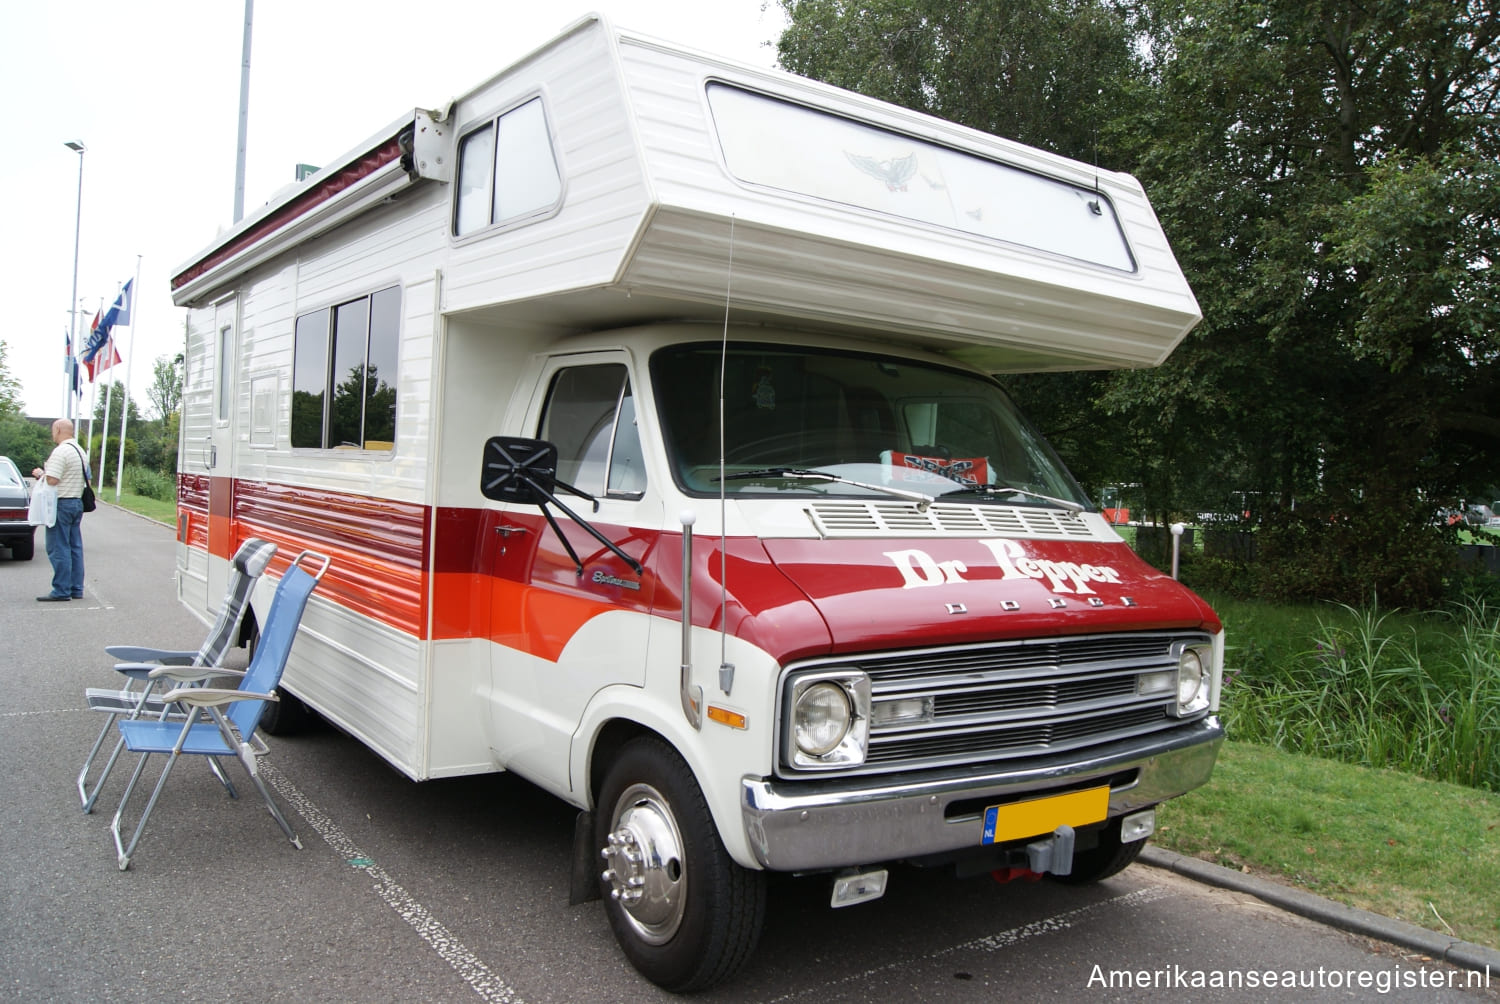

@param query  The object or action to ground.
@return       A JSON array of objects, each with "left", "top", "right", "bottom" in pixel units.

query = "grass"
[
  {"left": 1155, "top": 741, "right": 1500, "bottom": 950},
  {"left": 1211, "top": 595, "right": 1500, "bottom": 791},
  {"left": 98, "top": 486, "right": 178, "bottom": 524},
  {"left": 104, "top": 492, "right": 1500, "bottom": 948}
]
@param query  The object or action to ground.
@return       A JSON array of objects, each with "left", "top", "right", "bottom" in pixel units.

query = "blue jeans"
[{"left": 45, "top": 497, "right": 85, "bottom": 598}]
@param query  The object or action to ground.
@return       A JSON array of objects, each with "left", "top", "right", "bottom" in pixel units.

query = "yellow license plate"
[{"left": 981, "top": 786, "right": 1109, "bottom": 845}]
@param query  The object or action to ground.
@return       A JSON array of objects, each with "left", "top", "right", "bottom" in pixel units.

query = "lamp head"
[{"left": 65, "top": 140, "right": 85, "bottom": 152}]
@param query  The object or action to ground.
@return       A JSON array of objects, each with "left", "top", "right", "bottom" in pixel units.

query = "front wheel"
[{"left": 595, "top": 736, "right": 765, "bottom": 992}]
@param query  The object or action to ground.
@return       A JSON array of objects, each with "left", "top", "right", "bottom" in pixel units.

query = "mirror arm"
[{"left": 529, "top": 478, "right": 645, "bottom": 576}]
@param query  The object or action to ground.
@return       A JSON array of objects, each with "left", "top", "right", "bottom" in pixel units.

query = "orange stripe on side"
[{"left": 489, "top": 578, "right": 616, "bottom": 663}]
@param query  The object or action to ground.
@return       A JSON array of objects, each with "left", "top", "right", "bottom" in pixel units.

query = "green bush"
[
  {"left": 124, "top": 464, "right": 176, "bottom": 503},
  {"left": 1247, "top": 495, "right": 1452, "bottom": 609},
  {"left": 0, "top": 415, "right": 53, "bottom": 474}
]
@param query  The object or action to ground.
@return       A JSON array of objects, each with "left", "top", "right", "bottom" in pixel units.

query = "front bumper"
[{"left": 741, "top": 716, "right": 1222, "bottom": 871}]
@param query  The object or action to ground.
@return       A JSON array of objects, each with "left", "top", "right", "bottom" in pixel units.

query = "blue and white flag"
[
  {"left": 80, "top": 310, "right": 105, "bottom": 365},
  {"left": 80, "top": 279, "right": 132, "bottom": 364}
]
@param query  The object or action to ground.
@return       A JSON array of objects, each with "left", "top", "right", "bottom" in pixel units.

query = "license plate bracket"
[{"left": 981, "top": 785, "right": 1109, "bottom": 846}]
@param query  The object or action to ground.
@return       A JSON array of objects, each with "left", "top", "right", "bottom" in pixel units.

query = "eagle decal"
[{"left": 845, "top": 150, "right": 919, "bottom": 192}]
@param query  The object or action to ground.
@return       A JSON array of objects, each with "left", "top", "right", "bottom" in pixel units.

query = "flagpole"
[
  {"left": 98, "top": 284, "right": 118, "bottom": 488},
  {"left": 114, "top": 257, "right": 142, "bottom": 500},
  {"left": 64, "top": 142, "right": 85, "bottom": 423},
  {"left": 84, "top": 302, "right": 100, "bottom": 447}
]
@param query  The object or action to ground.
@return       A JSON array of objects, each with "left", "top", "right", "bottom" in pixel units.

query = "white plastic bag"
[{"left": 27, "top": 480, "right": 56, "bottom": 528}]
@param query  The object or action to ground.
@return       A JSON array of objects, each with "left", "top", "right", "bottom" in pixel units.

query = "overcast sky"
[{"left": 1, "top": 0, "right": 787, "bottom": 418}]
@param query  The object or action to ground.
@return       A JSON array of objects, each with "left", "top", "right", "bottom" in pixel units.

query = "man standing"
[{"left": 32, "top": 418, "right": 87, "bottom": 601}]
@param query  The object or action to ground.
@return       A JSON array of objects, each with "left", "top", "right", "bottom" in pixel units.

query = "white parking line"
[
  {"left": 262, "top": 762, "right": 525, "bottom": 1004},
  {"left": 764, "top": 884, "right": 1173, "bottom": 1003}
]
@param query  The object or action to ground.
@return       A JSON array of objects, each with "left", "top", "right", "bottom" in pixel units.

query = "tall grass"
[{"left": 1218, "top": 597, "right": 1500, "bottom": 792}]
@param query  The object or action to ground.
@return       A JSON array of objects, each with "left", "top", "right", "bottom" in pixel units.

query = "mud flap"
[{"left": 569, "top": 810, "right": 601, "bottom": 905}]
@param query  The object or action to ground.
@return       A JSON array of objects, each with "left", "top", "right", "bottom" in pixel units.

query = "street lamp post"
[{"left": 64, "top": 140, "right": 85, "bottom": 424}]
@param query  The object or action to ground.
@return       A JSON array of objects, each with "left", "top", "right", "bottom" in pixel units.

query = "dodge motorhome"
[{"left": 171, "top": 15, "right": 1221, "bottom": 991}]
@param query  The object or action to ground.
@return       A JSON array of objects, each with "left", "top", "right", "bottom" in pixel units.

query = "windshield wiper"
[
  {"left": 717, "top": 467, "right": 935, "bottom": 511},
  {"left": 941, "top": 483, "right": 1087, "bottom": 513}
]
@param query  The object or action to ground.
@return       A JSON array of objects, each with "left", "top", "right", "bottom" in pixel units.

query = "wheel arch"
[{"left": 573, "top": 694, "right": 768, "bottom": 871}]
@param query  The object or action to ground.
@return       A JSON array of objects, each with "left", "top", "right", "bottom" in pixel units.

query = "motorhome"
[{"left": 172, "top": 15, "right": 1222, "bottom": 991}]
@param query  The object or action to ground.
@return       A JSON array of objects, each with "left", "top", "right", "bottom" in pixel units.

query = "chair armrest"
[
  {"left": 144, "top": 665, "right": 247, "bottom": 684},
  {"left": 104, "top": 646, "right": 198, "bottom": 665},
  {"left": 159, "top": 687, "right": 279, "bottom": 707}
]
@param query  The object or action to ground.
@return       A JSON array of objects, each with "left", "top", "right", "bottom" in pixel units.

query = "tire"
[
  {"left": 1051, "top": 819, "right": 1146, "bottom": 885},
  {"left": 244, "top": 618, "right": 314, "bottom": 735},
  {"left": 594, "top": 736, "right": 766, "bottom": 992},
  {"left": 10, "top": 533, "right": 34, "bottom": 561}
]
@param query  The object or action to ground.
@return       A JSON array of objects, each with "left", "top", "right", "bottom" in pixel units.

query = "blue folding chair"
[
  {"left": 78, "top": 538, "right": 278, "bottom": 813},
  {"left": 110, "top": 550, "right": 330, "bottom": 871}
]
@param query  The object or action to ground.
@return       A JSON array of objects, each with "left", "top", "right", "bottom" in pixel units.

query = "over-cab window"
[
  {"left": 291, "top": 286, "right": 400, "bottom": 450},
  {"left": 538, "top": 364, "right": 645, "bottom": 498},
  {"left": 454, "top": 97, "right": 563, "bottom": 236}
]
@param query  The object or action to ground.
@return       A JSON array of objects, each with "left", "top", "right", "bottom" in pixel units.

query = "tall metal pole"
[
  {"left": 233, "top": 0, "right": 254, "bottom": 223},
  {"left": 114, "top": 256, "right": 143, "bottom": 501},
  {"left": 64, "top": 141, "right": 85, "bottom": 423}
]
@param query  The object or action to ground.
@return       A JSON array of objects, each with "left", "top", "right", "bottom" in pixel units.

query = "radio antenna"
[{"left": 717, "top": 216, "right": 736, "bottom": 696}]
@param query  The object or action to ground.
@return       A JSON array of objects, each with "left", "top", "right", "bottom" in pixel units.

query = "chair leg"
[
  {"left": 77, "top": 713, "right": 121, "bottom": 811},
  {"left": 111, "top": 747, "right": 186, "bottom": 871},
  {"left": 206, "top": 755, "right": 239, "bottom": 799},
  {"left": 81, "top": 680, "right": 169, "bottom": 812},
  {"left": 237, "top": 743, "right": 302, "bottom": 850}
]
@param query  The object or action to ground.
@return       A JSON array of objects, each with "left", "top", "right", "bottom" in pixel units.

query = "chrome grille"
[{"left": 780, "top": 632, "right": 1211, "bottom": 777}]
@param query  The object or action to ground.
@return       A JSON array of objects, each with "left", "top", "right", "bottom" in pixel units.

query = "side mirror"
[{"left": 480, "top": 437, "right": 558, "bottom": 504}]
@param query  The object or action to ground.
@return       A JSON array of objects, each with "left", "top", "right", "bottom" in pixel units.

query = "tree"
[
  {"left": 0, "top": 342, "right": 23, "bottom": 418},
  {"left": 0, "top": 415, "right": 52, "bottom": 474},
  {"left": 1104, "top": 0, "right": 1500, "bottom": 605},
  {"left": 146, "top": 353, "right": 183, "bottom": 421},
  {"left": 89, "top": 379, "right": 142, "bottom": 431},
  {"left": 777, "top": 0, "right": 1145, "bottom": 163},
  {"left": 777, "top": 0, "right": 1500, "bottom": 606}
]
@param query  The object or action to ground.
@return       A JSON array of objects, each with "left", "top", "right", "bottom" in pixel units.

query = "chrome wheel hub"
[{"left": 601, "top": 782, "right": 687, "bottom": 944}]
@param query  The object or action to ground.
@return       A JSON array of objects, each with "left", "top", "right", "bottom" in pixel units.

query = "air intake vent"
[{"left": 806, "top": 501, "right": 1096, "bottom": 539}]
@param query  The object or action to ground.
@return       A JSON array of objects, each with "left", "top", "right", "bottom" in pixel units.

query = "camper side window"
[
  {"left": 538, "top": 364, "right": 645, "bottom": 499},
  {"left": 454, "top": 97, "right": 563, "bottom": 237},
  {"left": 290, "top": 286, "right": 401, "bottom": 450}
]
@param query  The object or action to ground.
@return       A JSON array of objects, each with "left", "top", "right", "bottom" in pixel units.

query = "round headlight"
[
  {"left": 794, "top": 681, "right": 852, "bottom": 757},
  {"left": 1177, "top": 648, "right": 1205, "bottom": 706}
]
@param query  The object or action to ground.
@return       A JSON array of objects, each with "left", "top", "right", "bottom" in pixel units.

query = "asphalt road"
[{"left": 2, "top": 505, "right": 1496, "bottom": 1003}]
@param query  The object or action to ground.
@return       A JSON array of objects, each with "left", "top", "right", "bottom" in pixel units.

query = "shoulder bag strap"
[{"left": 68, "top": 443, "right": 92, "bottom": 485}]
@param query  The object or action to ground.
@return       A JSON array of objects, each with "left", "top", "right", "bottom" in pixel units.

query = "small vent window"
[{"left": 454, "top": 97, "right": 562, "bottom": 236}]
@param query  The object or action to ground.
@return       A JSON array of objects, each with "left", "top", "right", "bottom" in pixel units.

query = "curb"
[{"left": 1140, "top": 846, "right": 1500, "bottom": 976}]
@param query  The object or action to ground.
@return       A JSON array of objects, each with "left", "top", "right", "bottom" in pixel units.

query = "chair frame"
[
  {"left": 109, "top": 550, "right": 330, "bottom": 871},
  {"left": 77, "top": 539, "right": 277, "bottom": 813}
]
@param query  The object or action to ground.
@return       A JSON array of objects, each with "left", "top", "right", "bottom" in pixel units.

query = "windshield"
[{"left": 651, "top": 342, "right": 1091, "bottom": 509}]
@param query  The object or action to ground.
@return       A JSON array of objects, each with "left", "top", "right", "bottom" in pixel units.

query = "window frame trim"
[
  {"left": 450, "top": 90, "right": 567, "bottom": 243},
  {"left": 531, "top": 354, "right": 648, "bottom": 503},
  {"left": 289, "top": 284, "right": 402, "bottom": 455}
]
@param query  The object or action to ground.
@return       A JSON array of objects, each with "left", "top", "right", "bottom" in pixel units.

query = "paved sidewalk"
[{"left": 1142, "top": 846, "right": 1500, "bottom": 976}]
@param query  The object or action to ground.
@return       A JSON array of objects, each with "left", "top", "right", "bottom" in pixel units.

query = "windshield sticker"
[
  {"left": 882, "top": 450, "right": 989, "bottom": 487},
  {"left": 752, "top": 367, "right": 776, "bottom": 410},
  {"left": 884, "top": 539, "right": 1124, "bottom": 595}
]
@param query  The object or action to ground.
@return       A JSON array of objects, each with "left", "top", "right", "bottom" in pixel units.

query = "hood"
[{"left": 757, "top": 535, "right": 1219, "bottom": 655}]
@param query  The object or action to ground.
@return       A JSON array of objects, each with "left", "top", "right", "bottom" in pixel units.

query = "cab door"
[{"left": 486, "top": 352, "right": 663, "bottom": 790}]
